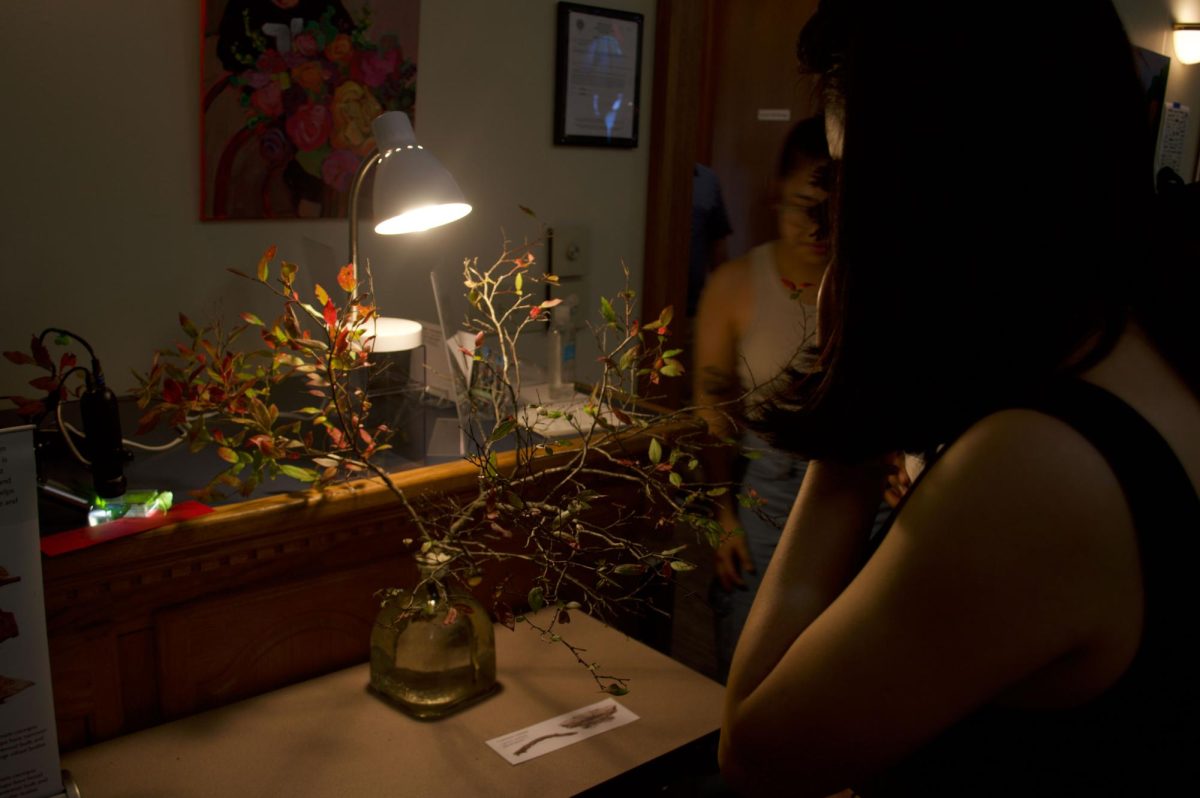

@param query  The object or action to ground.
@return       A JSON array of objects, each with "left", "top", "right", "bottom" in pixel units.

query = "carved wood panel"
[{"left": 155, "top": 558, "right": 406, "bottom": 719}]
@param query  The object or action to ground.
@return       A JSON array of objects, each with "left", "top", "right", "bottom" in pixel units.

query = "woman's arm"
[
  {"left": 693, "top": 260, "right": 754, "bottom": 588},
  {"left": 719, "top": 410, "right": 1141, "bottom": 795}
]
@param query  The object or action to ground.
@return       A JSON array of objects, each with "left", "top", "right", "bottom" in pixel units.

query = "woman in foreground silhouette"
[{"left": 718, "top": 1, "right": 1199, "bottom": 795}]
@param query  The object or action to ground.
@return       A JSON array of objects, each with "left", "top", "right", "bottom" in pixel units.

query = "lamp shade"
[
  {"left": 1175, "top": 25, "right": 1200, "bottom": 65},
  {"left": 370, "top": 112, "right": 471, "bottom": 234}
]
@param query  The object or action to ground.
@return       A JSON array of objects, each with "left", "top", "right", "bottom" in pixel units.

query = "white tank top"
[{"left": 735, "top": 243, "right": 818, "bottom": 413}]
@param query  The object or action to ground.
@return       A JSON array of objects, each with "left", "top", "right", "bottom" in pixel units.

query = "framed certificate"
[{"left": 554, "top": 2, "right": 643, "bottom": 148}]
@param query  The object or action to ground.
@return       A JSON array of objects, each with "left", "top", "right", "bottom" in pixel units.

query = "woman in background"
[
  {"left": 719, "top": 1, "right": 1198, "bottom": 794},
  {"left": 693, "top": 117, "right": 833, "bottom": 682}
]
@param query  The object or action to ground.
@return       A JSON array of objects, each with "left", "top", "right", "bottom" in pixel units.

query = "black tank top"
[{"left": 857, "top": 380, "right": 1198, "bottom": 796}]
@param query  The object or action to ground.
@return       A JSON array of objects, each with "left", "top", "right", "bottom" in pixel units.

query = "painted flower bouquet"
[{"left": 210, "top": 2, "right": 417, "bottom": 215}]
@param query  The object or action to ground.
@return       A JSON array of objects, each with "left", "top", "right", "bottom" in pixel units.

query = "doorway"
[{"left": 641, "top": 0, "right": 821, "bottom": 409}]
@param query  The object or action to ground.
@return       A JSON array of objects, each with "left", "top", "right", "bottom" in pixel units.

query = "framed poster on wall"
[
  {"left": 201, "top": 0, "right": 421, "bottom": 220},
  {"left": 554, "top": 2, "right": 643, "bottom": 148}
]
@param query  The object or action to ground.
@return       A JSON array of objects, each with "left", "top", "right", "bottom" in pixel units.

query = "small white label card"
[{"left": 486, "top": 698, "right": 638, "bottom": 764}]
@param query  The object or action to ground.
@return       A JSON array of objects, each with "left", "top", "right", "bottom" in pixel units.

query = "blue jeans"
[
  {"left": 710, "top": 435, "right": 893, "bottom": 682},
  {"left": 711, "top": 436, "right": 809, "bottom": 683}
]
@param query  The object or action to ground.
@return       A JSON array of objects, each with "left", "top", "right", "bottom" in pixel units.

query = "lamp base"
[{"left": 371, "top": 317, "right": 422, "bottom": 353}]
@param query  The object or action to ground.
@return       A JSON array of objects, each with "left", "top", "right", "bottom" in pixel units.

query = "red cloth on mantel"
[{"left": 40, "top": 501, "right": 213, "bottom": 557}]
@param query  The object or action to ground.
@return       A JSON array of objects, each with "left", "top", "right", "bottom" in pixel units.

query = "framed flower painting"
[{"left": 201, "top": 0, "right": 420, "bottom": 220}]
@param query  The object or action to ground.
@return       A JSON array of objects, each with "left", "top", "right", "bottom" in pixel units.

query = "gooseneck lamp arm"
[{"left": 347, "top": 149, "right": 382, "bottom": 282}]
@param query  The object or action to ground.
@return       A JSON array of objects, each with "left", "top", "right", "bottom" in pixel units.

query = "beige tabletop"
[{"left": 62, "top": 610, "right": 724, "bottom": 797}]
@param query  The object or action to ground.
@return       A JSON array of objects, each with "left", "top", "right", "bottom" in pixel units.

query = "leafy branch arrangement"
[{"left": 8, "top": 233, "right": 771, "bottom": 693}]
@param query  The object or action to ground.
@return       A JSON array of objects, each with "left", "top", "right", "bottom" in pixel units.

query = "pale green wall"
[{"left": 0, "top": 0, "right": 655, "bottom": 396}]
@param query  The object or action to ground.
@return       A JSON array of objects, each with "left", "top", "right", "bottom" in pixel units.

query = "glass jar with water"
[{"left": 369, "top": 553, "right": 498, "bottom": 718}]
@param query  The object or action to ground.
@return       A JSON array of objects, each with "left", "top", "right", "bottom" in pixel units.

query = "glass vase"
[{"left": 369, "top": 555, "right": 498, "bottom": 719}]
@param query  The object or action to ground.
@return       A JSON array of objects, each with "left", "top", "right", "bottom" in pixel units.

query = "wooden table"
[{"left": 61, "top": 610, "right": 724, "bottom": 797}]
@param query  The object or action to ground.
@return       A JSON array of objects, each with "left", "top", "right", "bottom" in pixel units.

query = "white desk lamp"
[{"left": 347, "top": 111, "right": 471, "bottom": 352}]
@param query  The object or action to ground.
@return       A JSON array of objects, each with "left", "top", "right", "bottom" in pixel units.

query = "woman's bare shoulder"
[
  {"left": 697, "top": 255, "right": 754, "bottom": 326},
  {"left": 705, "top": 255, "right": 754, "bottom": 295}
]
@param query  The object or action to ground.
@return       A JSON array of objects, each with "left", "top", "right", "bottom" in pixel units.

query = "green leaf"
[
  {"left": 279, "top": 464, "right": 319, "bottom": 482},
  {"left": 528, "top": 587, "right": 545, "bottom": 611},
  {"left": 706, "top": 487, "right": 728, "bottom": 497},
  {"left": 600, "top": 296, "right": 618, "bottom": 326},
  {"left": 648, "top": 437, "right": 662, "bottom": 464},
  {"left": 216, "top": 446, "right": 238, "bottom": 464},
  {"left": 490, "top": 417, "right": 516, "bottom": 443},
  {"left": 240, "top": 312, "right": 264, "bottom": 326},
  {"left": 669, "top": 560, "right": 698, "bottom": 572},
  {"left": 280, "top": 260, "right": 298, "bottom": 287},
  {"left": 604, "top": 684, "right": 630, "bottom": 696},
  {"left": 515, "top": 272, "right": 523, "bottom": 294},
  {"left": 659, "top": 358, "right": 684, "bottom": 378},
  {"left": 669, "top": 471, "right": 683, "bottom": 488},
  {"left": 612, "top": 563, "right": 647, "bottom": 576},
  {"left": 662, "top": 348, "right": 683, "bottom": 358}
]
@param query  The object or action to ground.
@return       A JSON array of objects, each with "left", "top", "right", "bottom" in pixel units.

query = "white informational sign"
[
  {"left": 486, "top": 698, "right": 639, "bottom": 765},
  {"left": 1157, "top": 101, "right": 1189, "bottom": 177},
  {"left": 0, "top": 427, "right": 63, "bottom": 798}
]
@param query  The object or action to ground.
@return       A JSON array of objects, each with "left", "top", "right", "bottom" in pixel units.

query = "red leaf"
[
  {"left": 14, "top": 400, "right": 46, "bottom": 417},
  {"left": 474, "top": 331, "right": 485, "bottom": 348},
  {"left": 442, "top": 606, "right": 459, "bottom": 626},
  {"left": 322, "top": 300, "right": 337, "bottom": 330},
  {"left": 257, "top": 245, "right": 276, "bottom": 282},
  {"left": 494, "top": 601, "right": 516, "bottom": 630},
  {"left": 162, "top": 378, "right": 184, "bottom": 404},
  {"left": 3, "top": 351, "right": 34, "bottom": 366},
  {"left": 529, "top": 306, "right": 541, "bottom": 319},
  {"left": 781, "top": 277, "right": 798, "bottom": 292},
  {"left": 247, "top": 434, "right": 274, "bottom": 454},
  {"left": 337, "top": 263, "right": 356, "bottom": 294},
  {"left": 181, "top": 313, "right": 202, "bottom": 340},
  {"left": 135, "top": 407, "right": 162, "bottom": 435},
  {"left": 59, "top": 352, "right": 77, "bottom": 371},
  {"left": 358, "top": 427, "right": 373, "bottom": 445},
  {"left": 30, "top": 336, "right": 52, "bottom": 370}
]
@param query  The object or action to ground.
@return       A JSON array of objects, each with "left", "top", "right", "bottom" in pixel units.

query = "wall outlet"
[{"left": 550, "top": 225, "right": 589, "bottom": 278}]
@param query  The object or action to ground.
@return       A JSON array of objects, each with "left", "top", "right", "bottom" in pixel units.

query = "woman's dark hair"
[
  {"left": 758, "top": 0, "right": 1168, "bottom": 461},
  {"left": 777, "top": 115, "right": 830, "bottom": 179}
]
